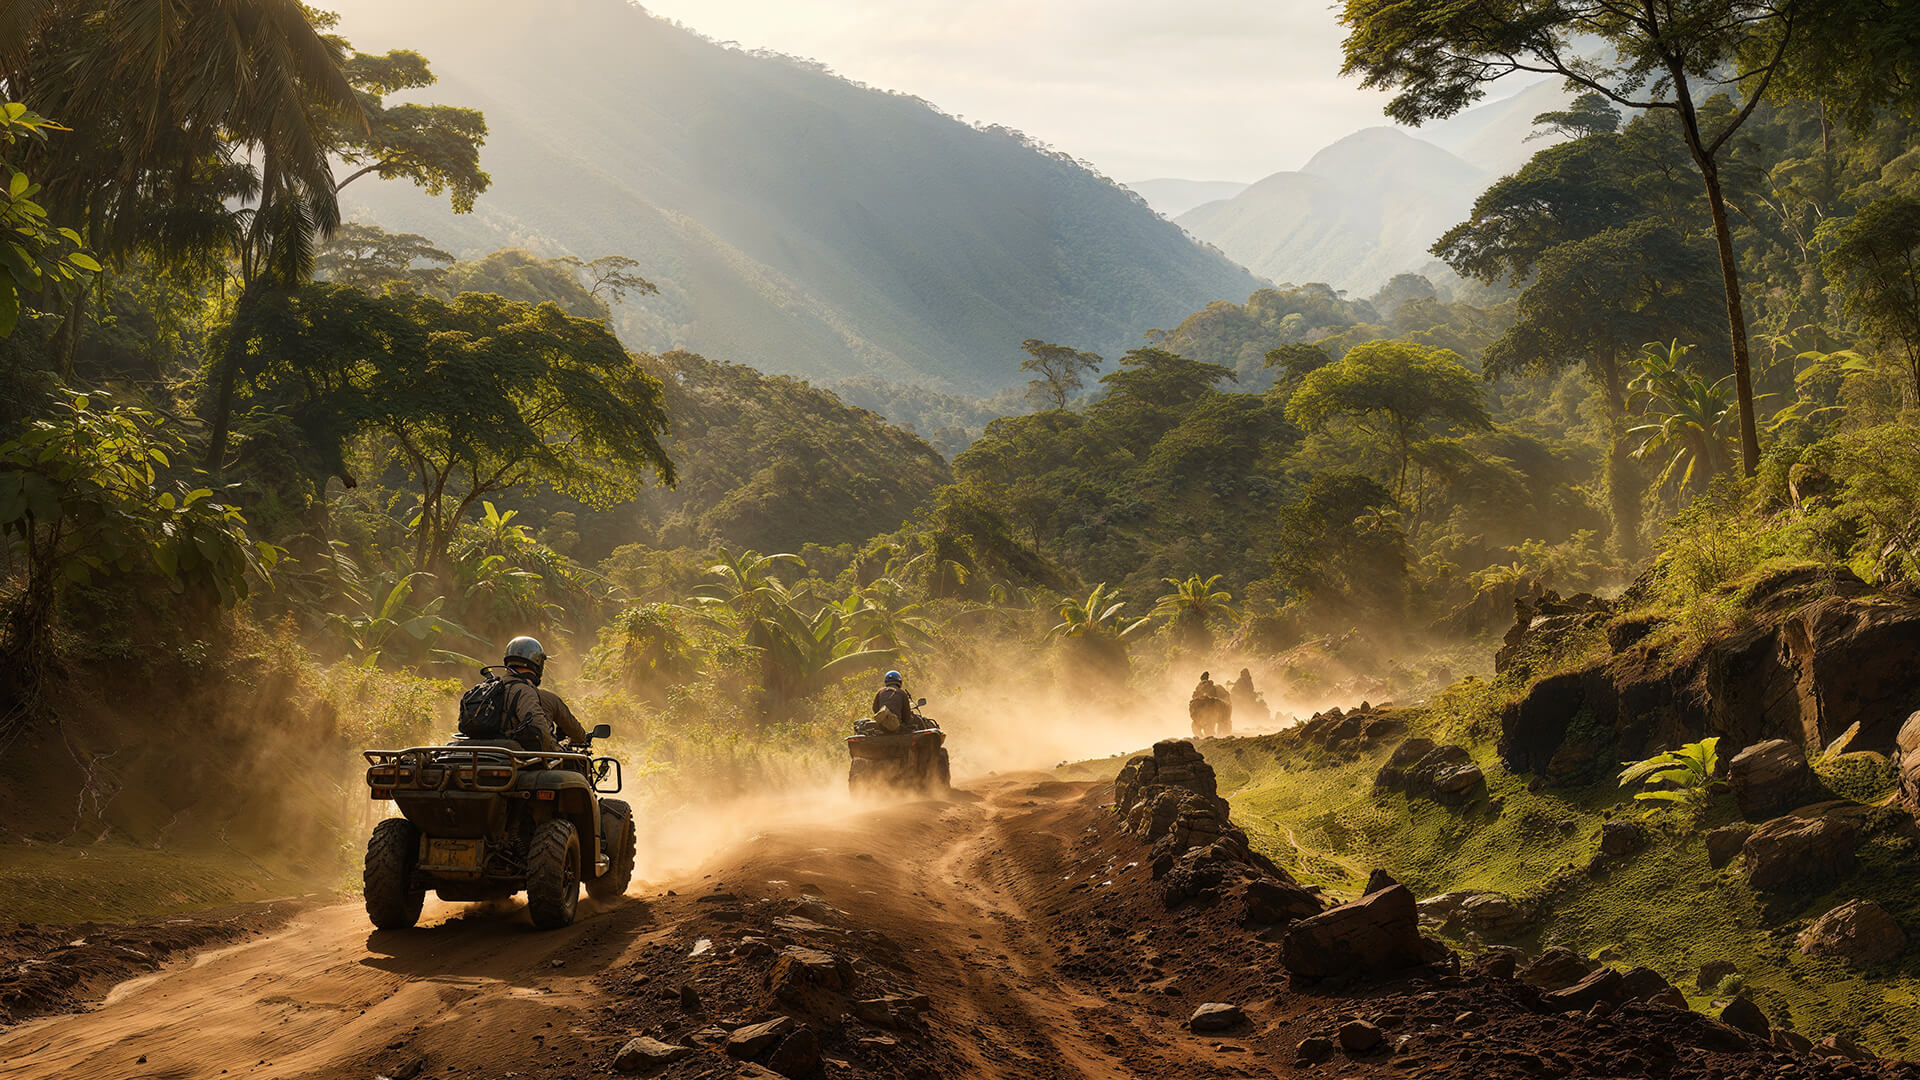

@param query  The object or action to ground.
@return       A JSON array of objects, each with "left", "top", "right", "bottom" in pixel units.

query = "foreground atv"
[
  {"left": 847, "top": 700, "right": 950, "bottom": 795},
  {"left": 361, "top": 724, "right": 633, "bottom": 931}
]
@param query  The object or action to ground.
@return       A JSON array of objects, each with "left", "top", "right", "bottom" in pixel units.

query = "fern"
[{"left": 1618, "top": 737, "right": 1720, "bottom": 814}]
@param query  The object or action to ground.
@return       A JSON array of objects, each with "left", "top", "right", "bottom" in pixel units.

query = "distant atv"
[
  {"left": 847, "top": 698, "right": 951, "bottom": 795},
  {"left": 361, "top": 725, "right": 633, "bottom": 931}
]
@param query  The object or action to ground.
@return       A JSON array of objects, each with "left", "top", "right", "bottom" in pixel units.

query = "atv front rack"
[{"left": 364, "top": 745, "right": 594, "bottom": 794}]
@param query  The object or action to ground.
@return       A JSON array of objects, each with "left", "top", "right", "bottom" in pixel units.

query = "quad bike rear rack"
[{"left": 364, "top": 745, "right": 594, "bottom": 794}]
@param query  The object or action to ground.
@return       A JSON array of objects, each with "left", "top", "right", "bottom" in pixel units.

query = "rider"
[
  {"left": 500, "top": 636, "right": 589, "bottom": 751},
  {"left": 872, "top": 670, "right": 915, "bottom": 732}
]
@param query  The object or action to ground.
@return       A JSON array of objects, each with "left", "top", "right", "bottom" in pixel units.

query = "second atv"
[
  {"left": 847, "top": 697, "right": 950, "bottom": 795},
  {"left": 361, "top": 724, "right": 633, "bottom": 931}
]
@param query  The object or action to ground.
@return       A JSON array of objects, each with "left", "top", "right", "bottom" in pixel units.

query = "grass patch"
[{"left": 0, "top": 842, "right": 320, "bottom": 925}]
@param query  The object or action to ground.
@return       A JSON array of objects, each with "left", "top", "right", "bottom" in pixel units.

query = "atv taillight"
[
  {"left": 476, "top": 767, "right": 513, "bottom": 787},
  {"left": 367, "top": 765, "right": 398, "bottom": 786}
]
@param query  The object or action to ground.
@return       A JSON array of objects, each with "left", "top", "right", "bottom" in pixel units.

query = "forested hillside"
[{"left": 321, "top": 0, "right": 1263, "bottom": 392}]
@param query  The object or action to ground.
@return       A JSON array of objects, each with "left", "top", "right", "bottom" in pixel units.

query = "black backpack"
[{"left": 457, "top": 670, "right": 515, "bottom": 739}]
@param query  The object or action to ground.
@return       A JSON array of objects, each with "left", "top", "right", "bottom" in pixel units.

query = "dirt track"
[
  {"left": 0, "top": 776, "right": 1250, "bottom": 1080},
  {"left": 7, "top": 772, "right": 1919, "bottom": 1080}
]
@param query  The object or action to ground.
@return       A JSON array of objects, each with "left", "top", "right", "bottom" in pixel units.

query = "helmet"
[
  {"left": 884, "top": 670, "right": 902, "bottom": 686},
  {"left": 504, "top": 636, "right": 548, "bottom": 683}
]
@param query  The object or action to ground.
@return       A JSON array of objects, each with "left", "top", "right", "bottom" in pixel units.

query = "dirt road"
[{"left": 0, "top": 776, "right": 1271, "bottom": 1080}]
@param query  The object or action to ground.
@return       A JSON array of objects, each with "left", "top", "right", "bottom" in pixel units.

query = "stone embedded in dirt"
[
  {"left": 1695, "top": 959, "right": 1738, "bottom": 990},
  {"left": 1279, "top": 885, "right": 1426, "bottom": 979},
  {"left": 612, "top": 1036, "right": 693, "bottom": 1073},
  {"left": 1474, "top": 951, "right": 1518, "bottom": 980},
  {"left": 1296, "top": 1036, "right": 1335, "bottom": 1064},
  {"left": 1242, "top": 877, "right": 1323, "bottom": 926},
  {"left": 1815, "top": 1033, "right": 1876, "bottom": 1060},
  {"left": 1718, "top": 994, "right": 1771, "bottom": 1037},
  {"left": 1540, "top": 968, "right": 1625, "bottom": 1012},
  {"left": 1454, "top": 1010, "right": 1486, "bottom": 1027},
  {"left": 1517, "top": 947, "right": 1601, "bottom": 992},
  {"left": 1647, "top": 988, "right": 1688, "bottom": 1010},
  {"left": 765, "top": 1027, "right": 821, "bottom": 1078},
  {"left": 769, "top": 946, "right": 856, "bottom": 1001},
  {"left": 726, "top": 1016, "right": 797, "bottom": 1059},
  {"left": 1594, "top": 820, "right": 1649, "bottom": 861},
  {"left": 1337, "top": 1019, "right": 1385, "bottom": 1053},
  {"left": 1742, "top": 812, "right": 1858, "bottom": 890},
  {"left": 1729, "top": 740, "right": 1821, "bottom": 819},
  {"left": 1797, "top": 898, "right": 1907, "bottom": 965},
  {"left": 1774, "top": 1029, "right": 1815, "bottom": 1053},
  {"left": 1187, "top": 1002, "right": 1245, "bottom": 1033},
  {"left": 1705, "top": 824, "right": 1753, "bottom": 869},
  {"left": 734, "top": 1065, "right": 785, "bottom": 1080},
  {"left": 678, "top": 984, "right": 702, "bottom": 1012},
  {"left": 1618, "top": 966, "right": 1675, "bottom": 1002}
]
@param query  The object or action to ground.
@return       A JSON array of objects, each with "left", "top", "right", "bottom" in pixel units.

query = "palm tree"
[
  {"left": 1045, "top": 583, "right": 1149, "bottom": 679},
  {"left": 1151, "top": 573, "right": 1238, "bottom": 653},
  {"left": 1628, "top": 341, "right": 1740, "bottom": 496}
]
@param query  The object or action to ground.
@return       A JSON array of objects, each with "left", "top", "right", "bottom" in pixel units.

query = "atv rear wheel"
[
  {"left": 364, "top": 818, "right": 424, "bottom": 930},
  {"left": 585, "top": 799, "right": 635, "bottom": 903},
  {"left": 526, "top": 818, "right": 581, "bottom": 929},
  {"left": 848, "top": 757, "right": 876, "bottom": 796},
  {"left": 930, "top": 748, "right": 952, "bottom": 793}
]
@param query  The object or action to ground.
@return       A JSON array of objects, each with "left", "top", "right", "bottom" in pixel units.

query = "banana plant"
[
  {"left": 333, "top": 569, "right": 486, "bottom": 669},
  {"left": 1617, "top": 736, "right": 1720, "bottom": 814}
]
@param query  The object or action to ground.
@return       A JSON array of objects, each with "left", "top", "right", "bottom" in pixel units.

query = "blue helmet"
[{"left": 884, "top": 670, "right": 903, "bottom": 686}]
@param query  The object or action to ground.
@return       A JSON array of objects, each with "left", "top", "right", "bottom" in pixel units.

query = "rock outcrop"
[
  {"left": 1797, "top": 899, "right": 1906, "bottom": 966},
  {"left": 1375, "top": 740, "right": 1485, "bottom": 804},
  {"left": 1294, "top": 702, "right": 1406, "bottom": 751},
  {"left": 1896, "top": 711, "right": 1920, "bottom": 814},
  {"left": 1115, "top": 740, "right": 1324, "bottom": 922},
  {"left": 1497, "top": 568, "right": 1920, "bottom": 787}
]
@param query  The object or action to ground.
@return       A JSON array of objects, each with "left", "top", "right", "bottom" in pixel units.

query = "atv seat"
[{"left": 447, "top": 737, "right": 525, "bottom": 750}]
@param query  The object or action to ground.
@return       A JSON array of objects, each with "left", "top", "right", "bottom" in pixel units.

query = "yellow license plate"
[{"left": 426, "top": 838, "right": 482, "bottom": 870}]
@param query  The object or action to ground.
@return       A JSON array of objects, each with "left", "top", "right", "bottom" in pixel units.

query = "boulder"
[
  {"left": 1647, "top": 988, "right": 1689, "bottom": 1009},
  {"left": 1337, "top": 1019, "right": 1384, "bottom": 1052},
  {"left": 768, "top": 946, "right": 856, "bottom": 1002},
  {"left": 613, "top": 1037, "right": 693, "bottom": 1073},
  {"left": 1618, "top": 966, "right": 1675, "bottom": 1002},
  {"left": 1456, "top": 892, "right": 1526, "bottom": 933},
  {"left": 1429, "top": 763, "right": 1486, "bottom": 803},
  {"left": 1742, "top": 813, "right": 1858, "bottom": 890},
  {"left": 1696, "top": 959, "right": 1738, "bottom": 991},
  {"left": 1796, "top": 899, "right": 1907, "bottom": 966},
  {"left": 1364, "top": 869, "right": 1399, "bottom": 894},
  {"left": 1718, "top": 995, "right": 1770, "bottom": 1038},
  {"left": 1279, "top": 885, "right": 1427, "bottom": 978},
  {"left": 1729, "top": 740, "right": 1821, "bottom": 819},
  {"left": 1375, "top": 739, "right": 1437, "bottom": 789},
  {"left": 1705, "top": 824, "right": 1752, "bottom": 869},
  {"left": 1518, "top": 947, "right": 1601, "bottom": 992},
  {"left": 1540, "top": 968, "right": 1625, "bottom": 1012},
  {"left": 1188, "top": 1002, "right": 1245, "bottom": 1033},
  {"left": 1296, "top": 1036, "right": 1335, "bottom": 1064},
  {"left": 1377, "top": 740, "right": 1485, "bottom": 803},
  {"left": 1896, "top": 710, "right": 1920, "bottom": 814},
  {"left": 726, "top": 1017, "right": 797, "bottom": 1060}
]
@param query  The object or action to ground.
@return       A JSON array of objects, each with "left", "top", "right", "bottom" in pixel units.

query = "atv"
[
  {"left": 846, "top": 698, "right": 951, "bottom": 795},
  {"left": 360, "top": 723, "right": 634, "bottom": 931}
]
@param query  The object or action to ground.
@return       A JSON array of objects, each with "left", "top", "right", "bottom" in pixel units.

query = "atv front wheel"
[
  {"left": 364, "top": 818, "right": 424, "bottom": 930},
  {"left": 585, "top": 799, "right": 635, "bottom": 903},
  {"left": 526, "top": 818, "right": 581, "bottom": 929}
]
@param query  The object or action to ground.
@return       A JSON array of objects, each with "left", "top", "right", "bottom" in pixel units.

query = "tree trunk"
[
  {"left": 1697, "top": 160, "right": 1763, "bottom": 476},
  {"left": 1598, "top": 355, "right": 1640, "bottom": 561}
]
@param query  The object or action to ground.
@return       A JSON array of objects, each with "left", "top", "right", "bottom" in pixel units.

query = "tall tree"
[
  {"left": 1285, "top": 339, "right": 1490, "bottom": 499},
  {"left": 332, "top": 49, "right": 490, "bottom": 212},
  {"left": 1819, "top": 194, "right": 1920, "bottom": 401},
  {"left": 1341, "top": 0, "right": 1846, "bottom": 475},
  {"left": 1018, "top": 338, "right": 1103, "bottom": 411}
]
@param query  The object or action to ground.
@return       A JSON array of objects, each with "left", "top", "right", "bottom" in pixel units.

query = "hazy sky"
[{"left": 636, "top": 0, "right": 1404, "bottom": 182}]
